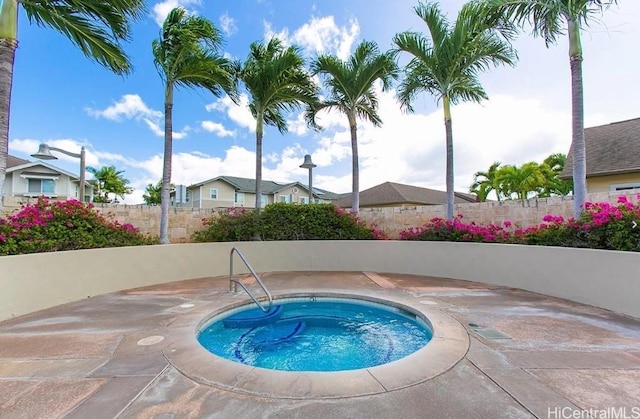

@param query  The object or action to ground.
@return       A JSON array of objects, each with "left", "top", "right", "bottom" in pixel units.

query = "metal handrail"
[{"left": 229, "top": 247, "right": 273, "bottom": 313}]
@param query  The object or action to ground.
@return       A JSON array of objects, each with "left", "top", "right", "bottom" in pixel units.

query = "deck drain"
[
  {"left": 137, "top": 335, "right": 165, "bottom": 346},
  {"left": 468, "top": 323, "right": 510, "bottom": 339},
  {"left": 472, "top": 328, "right": 511, "bottom": 340}
]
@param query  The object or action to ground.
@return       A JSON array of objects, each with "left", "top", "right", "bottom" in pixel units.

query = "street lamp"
[
  {"left": 299, "top": 154, "right": 316, "bottom": 204},
  {"left": 32, "top": 144, "right": 86, "bottom": 202}
]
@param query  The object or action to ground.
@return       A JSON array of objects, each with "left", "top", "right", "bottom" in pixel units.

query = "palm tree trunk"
[
  {"left": 348, "top": 113, "right": 359, "bottom": 214},
  {"left": 443, "top": 95, "right": 454, "bottom": 220},
  {"left": 253, "top": 111, "right": 264, "bottom": 240},
  {"left": 568, "top": 18, "right": 586, "bottom": 219},
  {"left": 0, "top": 0, "right": 18, "bottom": 213},
  {"left": 160, "top": 83, "right": 173, "bottom": 244}
]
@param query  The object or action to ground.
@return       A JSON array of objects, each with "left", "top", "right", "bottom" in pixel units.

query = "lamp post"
[
  {"left": 299, "top": 154, "right": 316, "bottom": 204},
  {"left": 32, "top": 144, "right": 86, "bottom": 202}
]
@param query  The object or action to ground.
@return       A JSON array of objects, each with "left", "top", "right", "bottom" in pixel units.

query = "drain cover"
[{"left": 472, "top": 328, "right": 511, "bottom": 339}]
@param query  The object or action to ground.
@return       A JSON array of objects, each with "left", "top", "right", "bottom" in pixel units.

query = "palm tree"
[
  {"left": 470, "top": 161, "right": 503, "bottom": 202},
  {"left": 485, "top": 0, "right": 618, "bottom": 217},
  {"left": 152, "top": 7, "right": 237, "bottom": 244},
  {"left": 496, "top": 162, "right": 545, "bottom": 200},
  {"left": 0, "top": 0, "right": 145, "bottom": 212},
  {"left": 238, "top": 38, "right": 318, "bottom": 213},
  {"left": 87, "top": 165, "right": 133, "bottom": 203},
  {"left": 540, "top": 153, "right": 573, "bottom": 196},
  {"left": 394, "top": 1, "right": 517, "bottom": 220},
  {"left": 307, "top": 41, "right": 399, "bottom": 214}
]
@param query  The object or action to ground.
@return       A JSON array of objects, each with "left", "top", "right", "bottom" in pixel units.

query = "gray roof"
[
  {"left": 336, "top": 182, "right": 477, "bottom": 208},
  {"left": 562, "top": 117, "right": 640, "bottom": 178},
  {"left": 188, "top": 175, "right": 343, "bottom": 200},
  {"left": 7, "top": 155, "right": 30, "bottom": 168}
]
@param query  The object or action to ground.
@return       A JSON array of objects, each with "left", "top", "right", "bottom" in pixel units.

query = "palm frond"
[{"left": 21, "top": 0, "right": 145, "bottom": 75}]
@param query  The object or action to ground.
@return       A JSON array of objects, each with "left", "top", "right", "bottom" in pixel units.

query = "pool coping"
[{"left": 163, "top": 288, "right": 470, "bottom": 399}]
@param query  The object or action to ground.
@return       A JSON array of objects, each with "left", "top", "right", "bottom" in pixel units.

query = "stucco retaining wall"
[{"left": 0, "top": 241, "right": 637, "bottom": 322}]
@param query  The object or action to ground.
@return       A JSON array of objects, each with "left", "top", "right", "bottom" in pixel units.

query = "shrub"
[
  {"left": 192, "top": 208, "right": 256, "bottom": 242},
  {"left": 0, "top": 198, "right": 158, "bottom": 255},
  {"left": 192, "top": 203, "right": 380, "bottom": 242},
  {"left": 399, "top": 195, "right": 640, "bottom": 252}
]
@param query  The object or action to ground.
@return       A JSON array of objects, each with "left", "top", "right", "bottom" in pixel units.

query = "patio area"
[{"left": 0, "top": 271, "right": 639, "bottom": 418}]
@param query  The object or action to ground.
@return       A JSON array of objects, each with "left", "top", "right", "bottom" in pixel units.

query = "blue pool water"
[{"left": 197, "top": 297, "right": 433, "bottom": 372}]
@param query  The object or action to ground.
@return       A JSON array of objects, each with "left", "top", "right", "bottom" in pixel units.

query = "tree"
[
  {"left": 152, "top": 7, "right": 237, "bottom": 244},
  {"left": 486, "top": 0, "right": 618, "bottom": 217},
  {"left": 540, "top": 153, "right": 573, "bottom": 196},
  {"left": 495, "top": 161, "right": 546, "bottom": 200},
  {"left": 0, "top": 0, "right": 145, "bottom": 212},
  {"left": 307, "top": 41, "right": 399, "bottom": 214},
  {"left": 87, "top": 165, "right": 132, "bottom": 203},
  {"left": 238, "top": 38, "right": 318, "bottom": 215},
  {"left": 470, "top": 161, "right": 503, "bottom": 202},
  {"left": 394, "top": 1, "right": 517, "bottom": 220},
  {"left": 143, "top": 181, "right": 162, "bottom": 205}
]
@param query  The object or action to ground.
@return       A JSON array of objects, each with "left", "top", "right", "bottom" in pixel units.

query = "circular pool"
[{"left": 197, "top": 297, "right": 433, "bottom": 372}]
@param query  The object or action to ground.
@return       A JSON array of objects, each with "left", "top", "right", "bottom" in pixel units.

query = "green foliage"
[
  {"left": 192, "top": 204, "right": 381, "bottom": 242},
  {"left": 0, "top": 198, "right": 158, "bottom": 255},
  {"left": 87, "top": 165, "right": 133, "bottom": 203},
  {"left": 192, "top": 208, "right": 256, "bottom": 242},
  {"left": 469, "top": 154, "right": 573, "bottom": 201},
  {"left": 143, "top": 181, "right": 174, "bottom": 205}
]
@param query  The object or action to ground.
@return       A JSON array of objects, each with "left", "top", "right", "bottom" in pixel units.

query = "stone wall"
[{"left": 2, "top": 190, "right": 638, "bottom": 242}]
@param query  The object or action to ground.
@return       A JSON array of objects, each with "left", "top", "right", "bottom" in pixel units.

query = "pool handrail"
[{"left": 229, "top": 247, "right": 273, "bottom": 313}]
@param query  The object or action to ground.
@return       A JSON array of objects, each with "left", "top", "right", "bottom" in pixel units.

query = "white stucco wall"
[{"left": 0, "top": 241, "right": 638, "bottom": 321}]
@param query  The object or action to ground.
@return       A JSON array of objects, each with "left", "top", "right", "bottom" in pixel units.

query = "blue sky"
[{"left": 8, "top": 0, "right": 640, "bottom": 203}]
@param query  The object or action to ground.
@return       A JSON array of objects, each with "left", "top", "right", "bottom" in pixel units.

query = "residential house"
[
  {"left": 562, "top": 117, "right": 640, "bottom": 192},
  {"left": 4, "top": 155, "right": 93, "bottom": 202},
  {"left": 184, "top": 176, "right": 344, "bottom": 209},
  {"left": 336, "top": 181, "right": 477, "bottom": 208}
]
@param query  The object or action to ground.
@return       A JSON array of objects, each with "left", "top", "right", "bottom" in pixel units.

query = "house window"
[
  {"left": 210, "top": 188, "right": 218, "bottom": 199},
  {"left": 610, "top": 182, "right": 640, "bottom": 191},
  {"left": 300, "top": 197, "right": 309, "bottom": 204},
  {"left": 28, "top": 179, "right": 55, "bottom": 194},
  {"left": 261, "top": 194, "right": 268, "bottom": 206},
  {"left": 279, "top": 194, "right": 293, "bottom": 203},
  {"left": 235, "top": 192, "right": 245, "bottom": 204}
]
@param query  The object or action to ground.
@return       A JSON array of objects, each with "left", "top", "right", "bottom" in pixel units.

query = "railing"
[{"left": 229, "top": 247, "right": 273, "bottom": 312}]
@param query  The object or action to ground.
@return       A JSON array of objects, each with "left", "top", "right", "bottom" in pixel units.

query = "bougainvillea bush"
[
  {"left": 0, "top": 198, "right": 158, "bottom": 255},
  {"left": 400, "top": 195, "right": 640, "bottom": 252},
  {"left": 193, "top": 203, "right": 384, "bottom": 242}
]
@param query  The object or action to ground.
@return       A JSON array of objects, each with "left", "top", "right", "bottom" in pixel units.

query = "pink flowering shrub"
[
  {"left": 0, "top": 198, "right": 158, "bottom": 255},
  {"left": 400, "top": 195, "right": 640, "bottom": 252}
]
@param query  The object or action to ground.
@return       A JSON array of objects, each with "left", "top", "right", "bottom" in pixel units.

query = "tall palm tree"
[
  {"left": 307, "top": 41, "right": 399, "bottom": 214},
  {"left": 470, "top": 161, "right": 502, "bottom": 202},
  {"left": 152, "top": 7, "right": 237, "bottom": 244},
  {"left": 238, "top": 38, "right": 318, "bottom": 212},
  {"left": 394, "top": 1, "right": 517, "bottom": 220},
  {"left": 486, "top": 0, "right": 618, "bottom": 217},
  {"left": 0, "top": 0, "right": 145, "bottom": 212}
]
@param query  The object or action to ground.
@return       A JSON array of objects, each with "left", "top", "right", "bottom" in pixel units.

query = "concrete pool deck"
[{"left": 0, "top": 271, "right": 638, "bottom": 418}]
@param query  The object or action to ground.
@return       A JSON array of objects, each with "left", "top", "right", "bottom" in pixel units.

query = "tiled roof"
[
  {"left": 336, "top": 182, "right": 477, "bottom": 208},
  {"left": 562, "top": 117, "right": 640, "bottom": 178}
]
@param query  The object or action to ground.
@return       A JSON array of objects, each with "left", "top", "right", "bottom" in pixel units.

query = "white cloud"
[
  {"left": 88, "top": 94, "right": 188, "bottom": 140},
  {"left": 201, "top": 121, "right": 236, "bottom": 137},
  {"left": 86, "top": 94, "right": 161, "bottom": 121},
  {"left": 219, "top": 13, "right": 238, "bottom": 36},
  {"left": 152, "top": 0, "right": 201, "bottom": 27},
  {"left": 206, "top": 94, "right": 256, "bottom": 132},
  {"left": 264, "top": 16, "right": 360, "bottom": 60}
]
